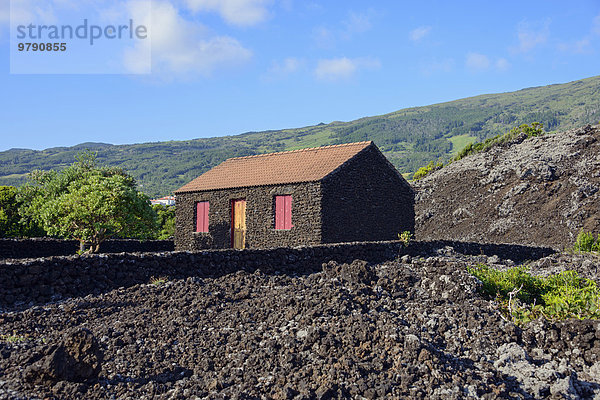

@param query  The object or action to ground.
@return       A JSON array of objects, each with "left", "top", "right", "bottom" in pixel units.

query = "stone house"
[{"left": 174, "top": 141, "right": 414, "bottom": 250}]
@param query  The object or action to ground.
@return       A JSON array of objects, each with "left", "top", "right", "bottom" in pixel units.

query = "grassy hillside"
[{"left": 1, "top": 76, "right": 599, "bottom": 197}]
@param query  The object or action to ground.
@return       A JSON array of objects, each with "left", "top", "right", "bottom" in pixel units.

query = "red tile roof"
[{"left": 175, "top": 141, "right": 373, "bottom": 192}]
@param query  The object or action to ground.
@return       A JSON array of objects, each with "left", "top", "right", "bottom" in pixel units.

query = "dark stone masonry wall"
[
  {"left": 175, "top": 182, "right": 322, "bottom": 251},
  {"left": 0, "top": 239, "right": 174, "bottom": 259},
  {"left": 0, "top": 240, "right": 554, "bottom": 310},
  {"left": 322, "top": 145, "right": 415, "bottom": 243}
]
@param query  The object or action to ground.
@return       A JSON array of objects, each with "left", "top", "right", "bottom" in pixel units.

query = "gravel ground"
[{"left": 1, "top": 251, "right": 600, "bottom": 399}]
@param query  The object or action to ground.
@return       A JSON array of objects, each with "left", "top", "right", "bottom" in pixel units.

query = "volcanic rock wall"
[
  {"left": 0, "top": 239, "right": 174, "bottom": 259},
  {"left": 0, "top": 240, "right": 553, "bottom": 310}
]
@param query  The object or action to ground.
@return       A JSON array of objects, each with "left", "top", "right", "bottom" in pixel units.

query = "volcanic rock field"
[
  {"left": 0, "top": 251, "right": 599, "bottom": 399},
  {"left": 415, "top": 124, "right": 600, "bottom": 250}
]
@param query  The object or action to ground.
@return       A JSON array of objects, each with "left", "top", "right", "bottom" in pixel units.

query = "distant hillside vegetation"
[{"left": 1, "top": 75, "right": 599, "bottom": 197}]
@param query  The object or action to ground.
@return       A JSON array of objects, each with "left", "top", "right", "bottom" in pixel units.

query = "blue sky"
[{"left": 0, "top": 0, "right": 599, "bottom": 151}]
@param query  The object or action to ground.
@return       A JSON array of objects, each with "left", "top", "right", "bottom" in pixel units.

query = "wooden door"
[{"left": 231, "top": 199, "right": 246, "bottom": 249}]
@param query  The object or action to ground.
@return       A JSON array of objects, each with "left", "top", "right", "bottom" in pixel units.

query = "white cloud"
[
  {"left": 343, "top": 10, "right": 373, "bottom": 35},
  {"left": 312, "top": 26, "right": 335, "bottom": 48},
  {"left": 515, "top": 20, "right": 549, "bottom": 53},
  {"left": 409, "top": 26, "right": 431, "bottom": 42},
  {"left": 4, "top": 0, "right": 59, "bottom": 25},
  {"left": 2, "top": 0, "right": 252, "bottom": 76},
  {"left": 0, "top": 1, "right": 8, "bottom": 24},
  {"left": 184, "top": 0, "right": 273, "bottom": 26},
  {"left": 495, "top": 58, "right": 510, "bottom": 71},
  {"left": 125, "top": 0, "right": 252, "bottom": 77},
  {"left": 466, "top": 52, "right": 490, "bottom": 70},
  {"left": 556, "top": 14, "right": 600, "bottom": 54},
  {"left": 558, "top": 38, "right": 591, "bottom": 54},
  {"left": 314, "top": 57, "right": 379, "bottom": 81},
  {"left": 315, "top": 58, "right": 355, "bottom": 80},
  {"left": 419, "top": 57, "right": 454, "bottom": 76},
  {"left": 263, "top": 57, "right": 303, "bottom": 80},
  {"left": 313, "top": 9, "right": 374, "bottom": 48},
  {"left": 465, "top": 53, "right": 510, "bottom": 72},
  {"left": 593, "top": 14, "right": 600, "bottom": 35}
]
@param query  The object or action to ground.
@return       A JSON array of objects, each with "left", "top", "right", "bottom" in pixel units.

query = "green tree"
[
  {"left": 0, "top": 186, "right": 21, "bottom": 237},
  {"left": 0, "top": 185, "right": 44, "bottom": 237},
  {"left": 19, "top": 152, "right": 157, "bottom": 253},
  {"left": 152, "top": 204, "right": 175, "bottom": 240}
]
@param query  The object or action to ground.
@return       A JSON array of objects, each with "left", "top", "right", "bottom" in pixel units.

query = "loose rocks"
[{"left": 24, "top": 328, "right": 103, "bottom": 384}]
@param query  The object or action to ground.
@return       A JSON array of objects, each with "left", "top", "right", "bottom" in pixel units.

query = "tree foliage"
[
  {"left": 18, "top": 152, "right": 157, "bottom": 253},
  {"left": 152, "top": 204, "right": 175, "bottom": 240},
  {"left": 0, "top": 186, "right": 44, "bottom": 238}
]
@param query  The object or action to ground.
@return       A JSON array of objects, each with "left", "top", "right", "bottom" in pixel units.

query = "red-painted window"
[
  {"left": 275, "top": 195, "right": 293, "bottom": 230},
  {"left": 195, "top": 201, "right": 209, "bottom": 233}
]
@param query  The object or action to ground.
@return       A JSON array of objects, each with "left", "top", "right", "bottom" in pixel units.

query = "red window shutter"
[
  {"left": 202, "top": 202, "right": 209, "bottom": 232},
  {"left": 195, "top": 202, "right": 209, "bottom": 233},
  {"left": 275, "top": 196, "right": 285, "bottom": 230},
  {"left": 284, "top": 195, "right": 292, "bottom": 229},
  {"left": 275, "top": 195, "right": 292, "bottom": 230},
  {"left": 195, "top": 202, "right": 202, "bottom": 232}
]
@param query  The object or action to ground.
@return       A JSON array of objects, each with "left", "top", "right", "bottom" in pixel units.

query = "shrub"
[
  {"left": 454, "top": 122, "right": 546, "bottom": 162},
  {"left": 573, "top": 230, "right": 600, "bottom": 252},
  {"left": 150, "top": 276, "right": 168, "bottom": 286},
  {"left": 412, "top": 123, "right": 546, "bottom": 181},
  {"left": 412, "top": 160, "right": 443, "bottom": 181},
  {"left": 398, "top": 231, "right": 413, "bottom": 247},
  {"left": 0, "top": 332, "right": 26, "bottom": 343},
  {"left": 468, "top": 264, "right": 600, "bottom": 324}
]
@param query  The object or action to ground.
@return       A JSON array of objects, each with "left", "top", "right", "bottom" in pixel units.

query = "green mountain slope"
[{"left": 1, "top": 75, "right": 599, "bottom": 197}]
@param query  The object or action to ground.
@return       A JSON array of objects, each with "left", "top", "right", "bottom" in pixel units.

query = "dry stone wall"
[
  {"left": 0, "top": 240, "right": 554, "bottom": 310},
  {"left": 0, "top": 239, "right": 174, "bottom": 259}
]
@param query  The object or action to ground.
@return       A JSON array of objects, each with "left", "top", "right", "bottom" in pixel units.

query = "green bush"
[
  {"left": 468, "top": 264, "right": 600, "bottom": 324},
  {"left": 412, "top": 123, "right": 546, "bottom": 181},
  {"left": 573, "top": 230, "right": 600, "bottom": 252},
  {"left": 397, "top": 231, "right": 413, "bottom": 247},
  {"left": 454, "top": 122, "right": 545, "bottom": 162},
  {"left": 412, "top": 160, "right": 443, "bottom": 181}
]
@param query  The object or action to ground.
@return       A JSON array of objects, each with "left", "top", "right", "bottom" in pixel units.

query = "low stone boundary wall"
[
  {"left": 0, "top": 238, "right": 174, "bottom": 259},
  {"left": 0, "top": 240, "right": 555, "bottom": 310}
]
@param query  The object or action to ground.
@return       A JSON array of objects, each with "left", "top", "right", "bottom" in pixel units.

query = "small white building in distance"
[{"left": 150, "top": 196, "right": 176, "bottom": 206}]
